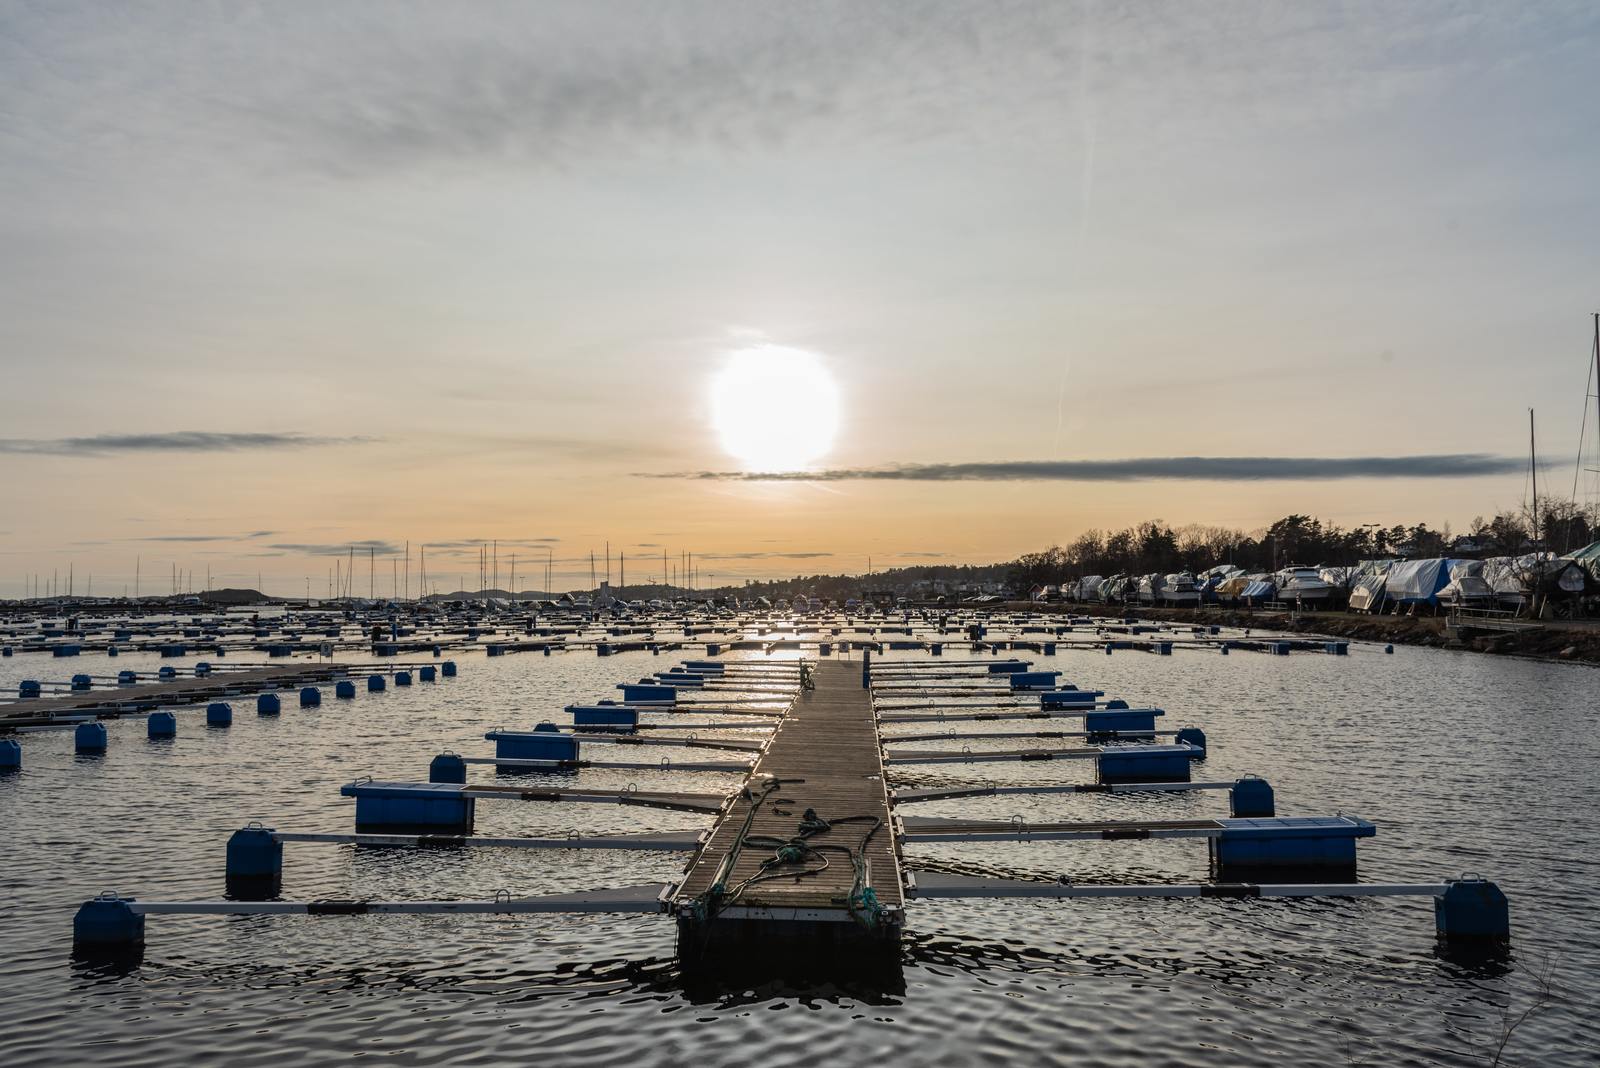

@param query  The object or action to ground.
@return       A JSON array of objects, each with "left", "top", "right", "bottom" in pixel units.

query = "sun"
[{"left": 711, "top": 345, "right": 840, "bottom": 471}]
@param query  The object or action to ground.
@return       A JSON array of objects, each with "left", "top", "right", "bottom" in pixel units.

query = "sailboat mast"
[
  {"left": 1571, "top": 313, "right": 1600, "bottom": 524},
  {"left": 1592, "top": 313, "right": 1600, "bottom": 507},
  {"left": 1529, "top": 408, "right": 1539, "bottom": 550}
]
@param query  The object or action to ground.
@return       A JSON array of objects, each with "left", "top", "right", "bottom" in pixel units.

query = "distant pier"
[{"left": 1, "top": 661, "right": 438, "bottom": 729}]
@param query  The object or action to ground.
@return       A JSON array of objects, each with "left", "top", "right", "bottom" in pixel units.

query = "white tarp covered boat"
[
  {"left": 1275, "top": 566, "right": 1334, "bottom": 604},
  {"left": 1384, "top": 559, "right": 1451, "bottom": 604},
  {"left": 1436, "top": 560, "right": 1495, "bottom": 606},
  {"left": 1240, "top": 577, "right": 1276, "bottom": 603},
  {"left": 1160, "top": 573, "right": 1200, "bottom": 605}
]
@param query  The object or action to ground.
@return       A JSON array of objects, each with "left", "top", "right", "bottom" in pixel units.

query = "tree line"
[
  {"left": 734, "top": 562, "right": 1010, "bottom": 602},
  {"left": 666, "top": 503, "right": 1599, "bottom": 601},
  {"left": 1005, "top": 503, "right": 1600, "bottom": 592}
]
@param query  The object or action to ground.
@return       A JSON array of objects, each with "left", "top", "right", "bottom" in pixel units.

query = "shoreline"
[{"left": 1004, "top": 601, "right": 1600, "bottom": 666}]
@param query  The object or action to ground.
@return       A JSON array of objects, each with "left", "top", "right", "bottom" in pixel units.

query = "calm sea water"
[{"left": 0, "top": 636, "right": 1595, "bottom": 1066}]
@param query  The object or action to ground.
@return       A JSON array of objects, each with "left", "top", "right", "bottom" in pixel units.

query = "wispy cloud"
[
  {"left": 268, "top": 540, "right": 402, "bottom": 556},
  {"left": 97, "top": 536, "right": 569, "bottom": 560},
  {"left": 139, "top": 535, "right": 237, "bottom": 542},
  {"left": 695, "top": 551, "right": 834, "bottom": 560},
  {"left": 0, "top": 432, "right": 370, "bottom": 456},
  {"left": 422, "top": 538, "right": 561, "bottom": 549},
  {"left": 7, "top": 3, "right": 1544, "bottom": 183},
  {"left": 643, "top": 455, "right": 1524, "bottom": 483}
]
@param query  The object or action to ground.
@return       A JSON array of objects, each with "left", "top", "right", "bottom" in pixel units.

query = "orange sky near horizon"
[{"left": 2, "top": 3, "right": 1598, "bottom": 595}]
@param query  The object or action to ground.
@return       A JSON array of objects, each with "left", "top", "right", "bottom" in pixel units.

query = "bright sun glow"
[{"left": 711, "top": 345, "right": 840, "bottom": 471}]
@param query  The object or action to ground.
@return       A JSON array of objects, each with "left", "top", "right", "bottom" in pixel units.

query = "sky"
[{"left": 2, "top": 1, "right": 1599, "bottom": 595}]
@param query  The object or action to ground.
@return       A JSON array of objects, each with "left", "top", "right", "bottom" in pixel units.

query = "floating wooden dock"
[
  {"left": 0, "top": 661, "right": 440, "bottom": 728},
  {"left": 64, "top": 645, "right": 1515, "bottom": 963},
  {"left": 667, "top": 659, "right": 904, "bottom": 964}
]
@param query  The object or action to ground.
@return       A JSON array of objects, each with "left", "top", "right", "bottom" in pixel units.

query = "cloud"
[
  {"left": 258, "top": 539, "right": 560, "bottom": 560},
  {"left": 248, "top": 5, "right": 1563, "bottom": 182},
  {"left": 0, "top": 432, "right": 370, "bottom": 456},
  {"left": 268, "top": 540, "right": 402, "bottom": 556},
  {"left": 422, "top": 538, "right": 561, "bottom": 549},
  {"left": 695, "top": 551, "right": 834, "bottom": 560},
  {"left": 643, "top": 455, "right": 1525, "bottom": 483},
  {"left": 8, "top": 2, "right": 1538, "bottom": 182},
  {"left": 139, "top": 535, "right": 237, "bottom": 542},
  {"left": 209, "top": 8, "right": 963, "bottom": 176}
]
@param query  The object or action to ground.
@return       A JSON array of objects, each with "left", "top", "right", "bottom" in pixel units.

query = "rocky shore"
[{"left": 1007, "top": 602, "right": 1600, "bottom": 666}]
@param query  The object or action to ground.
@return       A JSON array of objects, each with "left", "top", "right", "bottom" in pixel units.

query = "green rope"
[
  {"left": 692, "top": 777, "right": 779, "bottom": 919},
  {"left": 718, "top": 806, "right": 887, "bottom": 932},
  {"left": 688, "top": 769, "right": 892, "bottom": 937},
  {"left": 850, "top": 885, "right": 886, "bottom": 930},
  {"left": 798, "top": 808, "right": 831, "bottom": 835}
]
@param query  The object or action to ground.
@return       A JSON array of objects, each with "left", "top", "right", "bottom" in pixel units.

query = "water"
[{"left": 1, "top": 640, "right": 1595, "bottom": 1066}]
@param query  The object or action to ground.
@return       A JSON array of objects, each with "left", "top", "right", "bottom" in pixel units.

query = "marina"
[
  {"left": 0, "top": 602, "right": 1593, "bottom": 1065},
  {"left": 7, "top": 606, "right": 1511, "bottom": 969},
  {"left": 6, "top": 5, "right": 1599, "bottom": 1063}
]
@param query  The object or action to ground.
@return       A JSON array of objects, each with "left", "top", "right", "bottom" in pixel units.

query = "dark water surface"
[{"left": 1, "top": 642, "right": 1595, "bottom": 1066}]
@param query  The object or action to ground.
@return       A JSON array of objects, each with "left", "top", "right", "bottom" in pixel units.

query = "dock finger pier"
[{"left": 669, "top": 660, "right": 903, "bottom": 959}]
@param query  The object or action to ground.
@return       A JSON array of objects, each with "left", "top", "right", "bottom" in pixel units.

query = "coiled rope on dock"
[{"left": 693, "top": 789, "right": 887, "bottom": 932}]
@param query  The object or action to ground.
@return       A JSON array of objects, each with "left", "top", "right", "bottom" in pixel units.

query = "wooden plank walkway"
[
  {"left": 0, "top": 664, "right": 370, "bottom": 724},
  {"left": 669, "top": 659, "right": 903, "bottom": 960}
]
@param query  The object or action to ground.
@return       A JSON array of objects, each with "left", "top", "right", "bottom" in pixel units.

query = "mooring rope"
[{"left": 712, "top": 805, "right": 888, "bottom": 931}]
